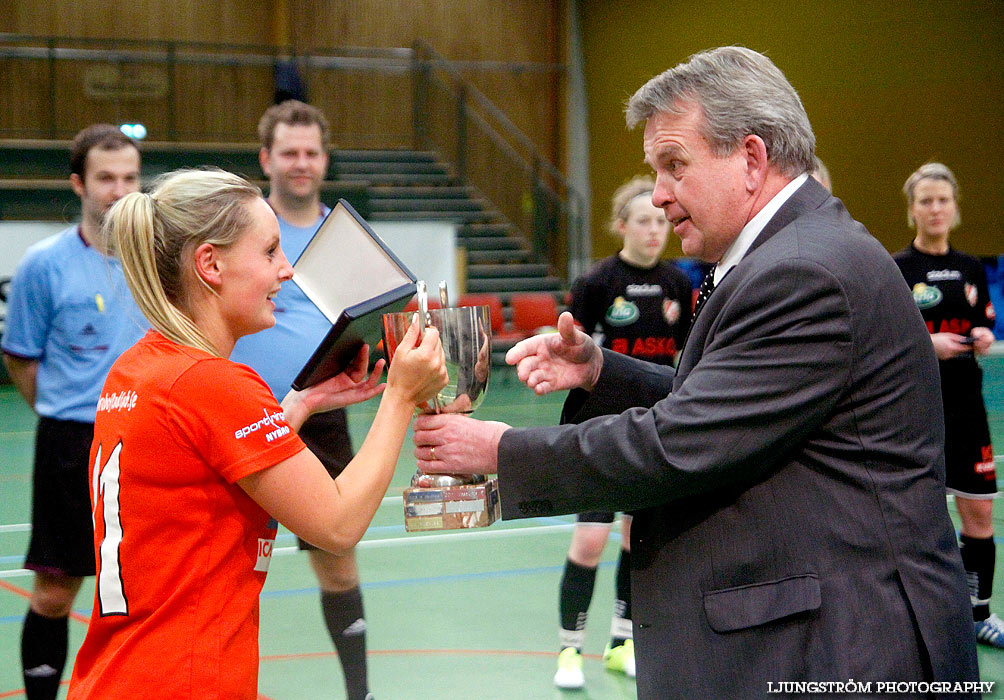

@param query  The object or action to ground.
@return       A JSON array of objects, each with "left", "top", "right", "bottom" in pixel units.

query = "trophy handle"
[{"left": 415, "top": 281, "right": 441, "bottom": 413}]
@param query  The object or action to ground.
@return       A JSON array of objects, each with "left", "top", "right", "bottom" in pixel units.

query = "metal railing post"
[
  {"left": 166, "top": 41, "right": 177, "bottom": 140},
  {"left": 410, "top": 42, "right": 429, "bottom": 151},
  {"left": 531, "top": 157, "right": 548, "bottom": 262},
  {"left": 47, "top": 38, "right": 57, "bottom": 138}
]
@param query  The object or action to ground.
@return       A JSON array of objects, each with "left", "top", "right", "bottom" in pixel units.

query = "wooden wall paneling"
[
  {"left": 4, "top": 0, "right": 567, "bottom": 179},
  {"left": 463, "top": 115, "right": 532, "bottom": 241},
  {"left": 48, "top": 61, "right": 168, "bottom": 140},
  {"left": 463, "top": 71, "right": 559, "bottom": 167},
  {"left": 170, "top": 64, "right": 272, "bottom": 142},
  {"left": 0, "top": 59, "right": 50, "bottom": 138},
  {"left": 8, "top": 1, "right": 272, "bottom": 45},
  {"left": 290, "top": 0, "right": 563, "bottom": 157},
  {"left": 306, "top": 69, "right": 412, "bottom": 150},
  {"left": 422, "top": 76, "right": 458, "bottom": 163}
]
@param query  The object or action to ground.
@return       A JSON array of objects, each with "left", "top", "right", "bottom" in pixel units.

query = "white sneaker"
[{"left": 554, "top": 646, "right": 585, "bottom": 689}]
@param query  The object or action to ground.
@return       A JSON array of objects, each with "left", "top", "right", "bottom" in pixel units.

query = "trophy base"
[{"left": 403, "top": 478, "right": 500, "bottom": 532}]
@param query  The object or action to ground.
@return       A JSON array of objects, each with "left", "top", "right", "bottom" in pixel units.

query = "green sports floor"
[{"left": 0, "top": 363, "right": 1002, "bottom": 699}]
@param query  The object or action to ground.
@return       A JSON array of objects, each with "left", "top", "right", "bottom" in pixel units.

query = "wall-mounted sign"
[{"left": 84, "top": 64, "right": 168, "bottom": 100}]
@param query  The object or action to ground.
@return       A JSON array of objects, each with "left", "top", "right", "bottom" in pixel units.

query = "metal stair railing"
[{"left": 410, "top": 40, "right": 584, "bottom": 285}]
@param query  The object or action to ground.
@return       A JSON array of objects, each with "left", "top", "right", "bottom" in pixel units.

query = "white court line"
[
  {"left": 272, "top": 523, "right": 576, "bottom": 557},
  {"left": 0, "top": 524, "right": 30, "bottom": 534},
  {"left": 0, "top": 496, "right": 407, "bottom": 536},
  {"left": 0, "top": 508, "right": 575, "bottom": 574},
  {"left": 0, "top": 568, "right": 31, "bottom": 579},
  {"left": 0, "top": 522, "right": 576, "bottom": 573}
]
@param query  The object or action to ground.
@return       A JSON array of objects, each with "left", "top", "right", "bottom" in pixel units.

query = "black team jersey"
[
  {"left": 569, "top": 255, "right": 693, "bottom": 366},
  {"left": 893, "top": 244, "right": 995, "bottom": 396}
]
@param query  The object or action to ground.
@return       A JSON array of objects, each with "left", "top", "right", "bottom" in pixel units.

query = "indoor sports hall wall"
[
  {"left": 0, "top": 1, "right": 564, "bottom": 164},
  {"left": 578, "top": 0, "right": 1004, "bottom": 260}
]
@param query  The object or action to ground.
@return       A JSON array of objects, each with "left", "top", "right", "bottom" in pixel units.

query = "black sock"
[
  {"left": 321, "top": 588, "right": 369, "bottom": 700},
  {"left": 559, "top": 559, "right": 597, "bottom": 650},
  {"left": 21, "top": 609, "right": 68, "bottom": 700},
  {"left": 610, "top": 548, "right": 632, "bottom": 648},
  {"left": 960, "top": 534, "right": 995, "bottom": 622}
]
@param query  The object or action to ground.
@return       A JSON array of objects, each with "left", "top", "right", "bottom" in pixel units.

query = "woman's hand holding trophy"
[{"left": 382, "top": 281, "right": 503, "bottom": 530}]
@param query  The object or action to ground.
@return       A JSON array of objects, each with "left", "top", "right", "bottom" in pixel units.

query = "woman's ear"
[{"left": 193, "top": 242, "right": 223, "bottom": 288}]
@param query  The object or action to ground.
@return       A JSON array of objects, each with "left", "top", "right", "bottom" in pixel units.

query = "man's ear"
[
  {"left": 70, "top": 172, "right": 86, "bottom": 198},
  {"left": 742, "top": 134, "right": 769, "bottom": 193},
  {"left": 259, "top": 147, "right": 272, "bottom": 179},
  {"left": 193, "top": 242, "right": 223, "bottom": 288}
]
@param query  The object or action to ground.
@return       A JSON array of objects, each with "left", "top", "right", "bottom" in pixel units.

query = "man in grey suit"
[{"left": 413, "top": 47, "right": 979, "bottom": 698}]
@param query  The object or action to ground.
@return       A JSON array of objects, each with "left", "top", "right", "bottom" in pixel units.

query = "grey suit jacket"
[{"left": 497, "top": 178, "right": 979, "bottom": 699}]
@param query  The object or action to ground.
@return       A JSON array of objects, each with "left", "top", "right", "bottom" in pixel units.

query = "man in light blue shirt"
[
  {"left": 230, "top": 101, "right": 373, "bottom": 700},
  {"left": 2, "top": 124, "right": 145, "bottom": 700}
]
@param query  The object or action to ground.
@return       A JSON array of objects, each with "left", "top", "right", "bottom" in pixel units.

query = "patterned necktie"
[{"left": 693, "top": 264, "right": 717, "bottom": 320}]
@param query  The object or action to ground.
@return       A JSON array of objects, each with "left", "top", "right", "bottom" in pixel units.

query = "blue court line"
[
  {"left": 2, "top": 526, "right": 994, "bottom": 625},
  {"left": 260, "top": 559, "right": 619, "bottom": 601},
  {"left": 0, "top": 560, "right": 619, "bottom": 625},
  {"left": 0, "top": 526, "right": 995, "bottom": 572}
]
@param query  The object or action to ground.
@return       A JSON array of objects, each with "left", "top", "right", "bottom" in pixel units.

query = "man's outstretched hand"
[{"left": 505, "top": 311, "right": 602, "bottom": 395}]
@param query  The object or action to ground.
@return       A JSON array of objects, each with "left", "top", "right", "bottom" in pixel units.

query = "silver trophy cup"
[
  {"left": 381, "top": 304, "right": 491, "bottom": 415},
  {"left": 382, "top": 301, "right": 499, "bottom": 530}
]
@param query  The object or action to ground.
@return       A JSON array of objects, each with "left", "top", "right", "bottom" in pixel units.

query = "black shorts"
[
  {"left": 25, "top": 417, "right": 97, "bottom": 577},
  {"left": 296, "top": 408, "right": 354, "bottom": 551},
  {"left": 944, "top": 399, "right": 997, "bottom": 499}
]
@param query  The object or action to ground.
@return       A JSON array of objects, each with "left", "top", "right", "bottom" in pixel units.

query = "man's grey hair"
[{"left": 626, "top": 46, "right": 815, "bottom": 178}]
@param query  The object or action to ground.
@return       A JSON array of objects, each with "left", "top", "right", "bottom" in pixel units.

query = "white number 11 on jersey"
[{"left": 92, "top": 441, "right": 129, "bottom": 616}]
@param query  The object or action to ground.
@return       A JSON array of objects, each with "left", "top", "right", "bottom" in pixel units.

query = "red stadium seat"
[
  {"left": 457, "top": 293, "right": 504, "bottom": 334},
  {"left": 510, "top": 292, "right": 559, "bottom": 335},
  {"left": 458, "top": 293, "right": 527, "bottom": 345}
]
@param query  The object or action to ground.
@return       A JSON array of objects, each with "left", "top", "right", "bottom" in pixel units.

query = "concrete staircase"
[{"left": 335, "top": 149, "right": 564, "bottom": 301}]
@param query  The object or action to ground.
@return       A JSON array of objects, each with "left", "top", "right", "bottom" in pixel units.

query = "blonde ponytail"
[{"left": 104, "top": 168, "right": 262, "bottom": 356}]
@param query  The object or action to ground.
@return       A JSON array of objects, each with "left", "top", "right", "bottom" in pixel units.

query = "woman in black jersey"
[
  {"left": 552, "top": 176, "right": 692, "bottom": 689},
  {"left": 893, "top": 162, "right": 1002, "bottom": 648}
]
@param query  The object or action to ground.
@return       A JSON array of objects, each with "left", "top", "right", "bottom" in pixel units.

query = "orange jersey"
[{"left": 69, "top": 331, "right": 305, "bottom": 700}]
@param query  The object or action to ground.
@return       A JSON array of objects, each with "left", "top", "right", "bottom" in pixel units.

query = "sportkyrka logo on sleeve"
[{"left": 235, "top": 408, "right": 289, "bottom": 442}]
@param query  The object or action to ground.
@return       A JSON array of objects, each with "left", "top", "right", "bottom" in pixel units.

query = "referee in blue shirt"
[{"left": 2, "top": 125, "right": 146, "bottom": 700}]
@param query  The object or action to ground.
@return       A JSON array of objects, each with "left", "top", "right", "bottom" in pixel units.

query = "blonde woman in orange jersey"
[{"left": 67, "top": 169, "right": 446, "bottom": 700}]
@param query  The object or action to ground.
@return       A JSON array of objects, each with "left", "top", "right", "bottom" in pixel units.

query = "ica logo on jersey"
[
  {"left": 912, "top": 283, "right": 943, "bottom": 309},
  {"left": 605, "top": 297, "right": 640, "bottom": 326},
  {"left": 255, "top": 518, "right": 279, "bottom": 573}
]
